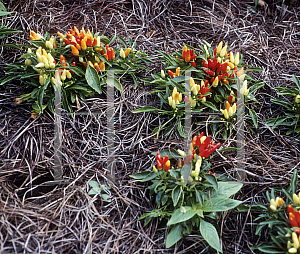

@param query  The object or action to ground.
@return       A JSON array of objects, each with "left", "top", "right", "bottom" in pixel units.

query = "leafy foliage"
[
  {"left": 2, "top": 27, "right": 150, "bottom": 115},
  {"left": 134, "top": 41, "right": 263, "bottom": 138},
  {"left": 251, "top": 169, "right": 300, "bottom": 253},
  {"left": 131, "top": 144, "right": 242, "bottom": 251},
  {"left": 266, "top": 75, "right": 300, "bottom": 139},
  {"left": 88, "top": 181, "right": 111, "bottom": 202}
]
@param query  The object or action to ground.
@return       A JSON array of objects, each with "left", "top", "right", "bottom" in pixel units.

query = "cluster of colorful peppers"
[
  {"left": 153, "top": 152, "right": 171, "bottom": 173},
  {"left": 168, "top": 87, "right": 183, "bottom": 109},
  {"left": 191, "top": 132, "right": 221, "bottom": 159},
  {"left": 168, "top": 67, "right": 181, "bottom": 79},
  {"left": 269, "top": 194, "right": 300, "bottom": 253},
  {"left": 177, "top": 132, "right": 220, "bottom": 160},
  {"left": 161, "top": 42, "right": 250, "bottom": 121},
  {"left": 220, "top": 101, "right": 237, "bottom": 120},
  {"left": 182, "top": 45, "right": 197, "bottom": 67},
  {"left": 287, "top": 203, "right": 300, "bottom": 253},
  {"left": 176, "top": 133, "right": 219, "bottom": 182}
]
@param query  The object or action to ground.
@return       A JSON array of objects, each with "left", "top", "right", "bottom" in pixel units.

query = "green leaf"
[
  {"left": 249, "top": 82, "right": 265, "bottom": 94},
  {"left": 167, "top": 206, "right": 196, "bottom": 226},
  {"left": 292, "top": 75, "right": 300, "bottom": 90},
  {"left": 37, "top": 78, "right": 50, "bottom": 113},
  {"left": 130, "top": 73, "right": 138, "bottom": 89},
  {"left": 130, "top": 171, "right": 151, "bottom": 180},
  {"left": 101, "top": 193, "right": 111, "bottom": 202},
  {"left": 0, "top": 74, "right": 20, "bottom": 85},
  {"left": 166, "top": 224, "right": 183, "bottom": 248},
  {"left": 212, "top": 182, "right": 243, "bottom": 198},
  {"left": 117, "top": 36, "right": 127, "bottom": 48},
  {"left": 199, "top": 219, "right": 223, "bottom": 253},
  {"left": 201, "top": 197, "right": 242, "bottom": 212},
  {"left": 202, "top": 101, "right": 218, "bottom": 112},
  {"left": 205, "top": 174, "right": 218, "bottom": 190},
  {"left": 140, "top": 172, "right": 158, "bottom": 182},
  {"left": 113, "top": 78, "right": 122, "bottom": 92},
  {"left": 88, "top": 189, "right": 99, "bottom": 195},
  {"left": 177, "top": 120, "right": 185, "bottom": 137},
  {"left": 248, "top": 108, "right": 258, "bottom": 128},
  {"left": 290, "top": 169, "right": 298, "bottom": 196},
  {"left": 172, "top": 185, "right": 182, "bottom": 207},
  {"left": 133, "top": 106, "right": 163, "bottom": 113},
  {"left": 88, "top": 181, "right": 100, "bottom": 188},
  {"left": 109, "top": 34, "right": 116, "bottom": 45},
  {"left": 195, "top": 189, "right": 203, "bottom": 206},
  {"left": 85, "top": 65, "right": 101, "bottom": 94}
]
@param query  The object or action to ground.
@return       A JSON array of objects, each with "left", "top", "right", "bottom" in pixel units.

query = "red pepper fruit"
[
  {"left": 290, "top": 216, "right": 299, "bottom": 228},
  {"left": 211, "top": 57, "right": 217, "bottom": 71},
  {"left": 192, "top": 136, "right": 197, "bottom": 147},
  {"left": 296, "top": 228, "right": 300, "bottom": 235},
  {"left": 157, "top": 160, "right": 162, "bottom": 170},
  {"left": 72, "top": 62, "right": 76, "bottom": 66},
  {"left": 204, "top": 69, "right": 214, "bottom": 76},
  {"left": 295, "top": 210, "right": 300, "bottom": 224},
  {"left": 164, "top": 160, "right": 170, "bottom": 171},
  {"left": 82, "top": 61, "right": 87, "bottom": 67},
  {"left": 85, "top": 37, "right": 92, "bottom": 47},
  {"left": 107, "top": 48, "right": 112, "bottom": 61},
  {"left": 64, "top": 38, "right": 71, "bottom": 45},
  {"left": 221, "top": 62, "right": 228, "bottom": 72},
  {"left": 208, "top": 59, "right": 213, "bottom": 69},
  {"left": 191, "top": 61, "right": 196, "bottom": 68},
  {"left": 156, "top": 152, "right": 163, "bottom": 164},
  {"left": 162, "top": 155, "right": 169, "bottom": 165},
  {"left": 190, "top": 55, "right": 197, "bottom": 61},
  {"left": 213, "top": 48, "right": 217, "bottom": 56},
  {"left": 168, "top": 70, "right": 175, "bottom": 78},
  {"left": 92, "top": 38, "right": 97, "bottom": 47},
  {"left": 203, "top": 60, "right": 208, "bottom": 68}
]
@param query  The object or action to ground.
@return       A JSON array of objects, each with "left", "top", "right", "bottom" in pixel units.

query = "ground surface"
[{"left": 1, "top": 0, "right": 300, "bottom": 253}]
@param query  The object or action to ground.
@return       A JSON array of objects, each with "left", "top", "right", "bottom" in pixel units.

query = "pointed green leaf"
[
  {"left": 85, "top": 65, "right": 101, "bottom": 94},
  {"left": 166, "top": 224, "right": 183, "bottom": 248},
  {"left": 172, "top": 185, "right": 182, "bottom": 206},
  {"left": 113, "top": 78, "right": 122, "bottom": 92},
  {"left": 212, "top": 182, "right": 243, "bottom": 198},
  {"left": 167, "top": 206, "right": 196, "bottom": 226},
  {"left": 88, "top": 181, "right": 100, "bottom": 188},
  {"left": 202, "top": 101, "right": 218, "bottom": 111},
  {"left": 199, "top": 219, "right": 222, "bottom": 253},
  {"left": 201, "top": 197, "right": 242, "bottom": 212},
  {"left": 292, "top": 75, "right": 300, "bottom": 90},
  {"left": 248, "top": 108, "right": 258, "bottom": 128},
  {"left": 205, "top": 174, "right": 218, "bottom": 190}
]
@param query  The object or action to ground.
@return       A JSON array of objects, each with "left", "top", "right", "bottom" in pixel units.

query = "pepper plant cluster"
[
  {"left": 131, "top": 134, "right": 242, "bottom": 252},
  {"left": 251, "top": 169, "right": 300, "bottom": 253},
  {"left": 2, "top": 27, "right": 150, "bottom": 116},
  {"left": 134, "top": 41, "right": 264, "bottom": 138}
]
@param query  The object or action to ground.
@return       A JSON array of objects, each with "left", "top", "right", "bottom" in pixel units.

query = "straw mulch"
[{"left": 1, "top": 0, "right": 300, "bottom": 253}]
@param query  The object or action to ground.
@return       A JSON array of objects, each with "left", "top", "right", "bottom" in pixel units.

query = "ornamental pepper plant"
[
  {"left": 1, "top": 27, "right": 150, "bottom": 115},
  {"left": 266, "top": 75, "right": 300, "bottom": 140},
  {"left": 250, "top": 169, "right": 300, "bottom": 253},
  {"left": 131, "top": 133, "right": 242, "bottom": 252},
  {"left": 134, "top": 41, "right": 264, "bottom": 138}
]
